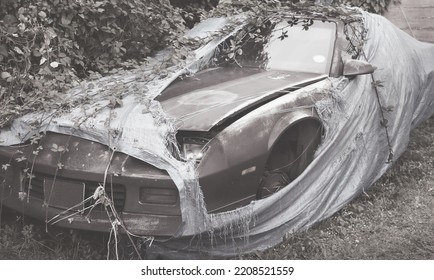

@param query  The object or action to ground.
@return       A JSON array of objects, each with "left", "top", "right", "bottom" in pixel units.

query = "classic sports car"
[{"left": 0, "top": 15, "right": 377, "bottom": 237}]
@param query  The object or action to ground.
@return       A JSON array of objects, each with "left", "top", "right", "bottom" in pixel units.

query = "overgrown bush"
[
  {"left": 170, "top": 0, "right": 219, "bottom": 28},
  {"left": 0, "top": 0, "right": 186, "bottom": 127}
]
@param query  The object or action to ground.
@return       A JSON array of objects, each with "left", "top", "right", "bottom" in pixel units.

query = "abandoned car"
[{"left": 0, "top": 16, "right": 378, "bottom": 237}]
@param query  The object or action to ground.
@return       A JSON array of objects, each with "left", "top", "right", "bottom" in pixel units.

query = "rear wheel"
[{"left": 257, "top": 120, "right": 322, "bottom": 199}]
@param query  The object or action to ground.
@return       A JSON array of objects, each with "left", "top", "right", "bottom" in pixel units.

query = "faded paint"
[{"left": 160, "top": 69, "right": 327, "bottom": 131}]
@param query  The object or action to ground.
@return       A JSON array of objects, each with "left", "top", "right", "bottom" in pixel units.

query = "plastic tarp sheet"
[{"left": 1, "top": 11, "right": 434, "bottom": 257}]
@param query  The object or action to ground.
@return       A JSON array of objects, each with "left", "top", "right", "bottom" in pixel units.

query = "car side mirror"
[{"left": 343, "top": 59, "right": 377, "bottom": 78}]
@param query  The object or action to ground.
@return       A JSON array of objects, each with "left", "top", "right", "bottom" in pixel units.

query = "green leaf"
[
  {"left": 1, "top": 72, "right": 11, "bottom": 79},
  {"left": 33, "top": 49, "right": 42, "bottom": 57},
  {"left": 13, "top": 47, "right": 24, "bottom": 55},
  {"left": 38, "top": 11, "right": 47, "bottom": 18},
  {"left": 94, "top": 1, "right": 105, "bottom": 7},
  {"left": 51, "top": 143, "right": 58, "bottom": 152},
  {"left": 61, "top": 13, "right": 73, "bottom": 25}
]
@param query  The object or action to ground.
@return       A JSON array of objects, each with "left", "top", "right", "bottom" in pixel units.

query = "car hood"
[{"left": 157, "top": 67, "right": 327, "bottom": 131}]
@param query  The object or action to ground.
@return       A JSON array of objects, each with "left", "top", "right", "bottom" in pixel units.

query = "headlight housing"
[{"left": 180, "top": 137, "right": 210, "bottom": 162}]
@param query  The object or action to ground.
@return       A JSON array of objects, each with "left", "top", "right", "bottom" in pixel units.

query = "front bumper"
[
  {"left": 0, "top": 133, "right": 183, "bottom": 237},
  {"left": 0, "top": 191, "right": 182, "bottom": 236}
]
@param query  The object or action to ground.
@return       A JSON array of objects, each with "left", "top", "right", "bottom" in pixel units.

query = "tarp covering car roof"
[{"left": 1, "top": 5, "right": 434, "bottom": 257}]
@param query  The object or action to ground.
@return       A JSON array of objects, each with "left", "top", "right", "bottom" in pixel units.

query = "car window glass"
[
  {"left": 214, "top": 20, "right": 336, "bottom": 75},
  {"left": 265, "top": 21, "right": 336, "bottom": 73}
]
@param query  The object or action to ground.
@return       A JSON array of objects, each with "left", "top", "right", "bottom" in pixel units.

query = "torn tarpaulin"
[
  {"left": 0, "top": 9, "right": 434, "bottom": 258},
  {"left": 146, "top": 12, "right": 434, "bottom": 257}
]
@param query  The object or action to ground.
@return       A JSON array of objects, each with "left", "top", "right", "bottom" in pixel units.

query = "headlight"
[{"left": 181, "top": 137, "right": 210, "bottom": 162}]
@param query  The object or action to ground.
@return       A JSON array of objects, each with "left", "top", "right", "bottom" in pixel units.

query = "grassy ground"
[
  {"left": 1, "top": 117, "right": 434, "bottom": 260},
  {"left": 0, "top": 209, "right": 107, "bottom": 259}
]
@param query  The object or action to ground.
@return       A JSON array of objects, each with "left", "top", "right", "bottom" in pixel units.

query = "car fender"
[{"left": 267, "top": 108, "right": 319, "bottom": 150}]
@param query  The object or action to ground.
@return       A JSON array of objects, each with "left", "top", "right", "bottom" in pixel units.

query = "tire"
[
  {"left": 257, "top": 171, "right": 290, "bottom": 199},
  {"left": 257, "top": 120, "right": 322, "bottom": 199}
]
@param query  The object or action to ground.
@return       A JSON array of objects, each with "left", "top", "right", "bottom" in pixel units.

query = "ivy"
[
  {"left": 0, "top": 0, "right": 186, "bottom": 127},
  {"left": 0, "top": 0, "right": 399, "bottom": 129}
]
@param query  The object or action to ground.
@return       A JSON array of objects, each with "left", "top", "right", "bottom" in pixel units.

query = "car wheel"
[
  {"left": 257, "top": 171, "right": 290, "bottom": 199},
  {"left": 257, "top": 120, "right": 322, "bottom": 199}
]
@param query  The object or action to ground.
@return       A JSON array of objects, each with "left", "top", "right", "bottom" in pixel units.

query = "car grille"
[
  {"left": 24, "top": 174, "right": 45, "bottom": 200},
  {"left": 24, "top": 173, "right": 126, "bottom": 212},
  {"left": 84, "top": 182, "right": 126, "bottom": 212}
]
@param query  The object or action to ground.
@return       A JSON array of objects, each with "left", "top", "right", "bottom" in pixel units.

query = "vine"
[{"left": 0, "top": 0, "right": 399, "bottom": 129}]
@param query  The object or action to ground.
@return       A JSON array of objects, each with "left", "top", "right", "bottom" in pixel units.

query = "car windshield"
[{"left": 215, "top": 20, "right": 337, "bottom": 74}]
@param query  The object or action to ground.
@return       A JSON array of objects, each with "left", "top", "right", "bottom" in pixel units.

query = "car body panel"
[
  {"left": 0, "top": 133, "right": 183, "bottom": 235},
  {"left": 159, "top": 68, "right": 327, "bottom": 131},
  {"left": 0, "top": 188, "right": 183, "bottom": 236},
  {"left": 198, "top": 79, "right": 330, "bottom": 212}
]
